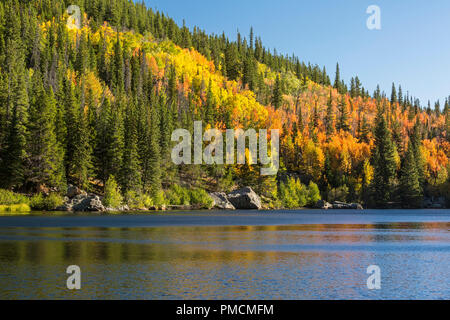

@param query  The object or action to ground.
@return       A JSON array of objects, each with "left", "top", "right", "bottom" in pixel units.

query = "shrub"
[
  {"left": 0, "top": 189, "right": 29, "bottom": 205},
  {"left": 306, "top": 181, "right": 321, "bottom": 206},
  {"left": 328, "top": 185, "right": 349, "bottom": 203},
  {"left": 279, "top": 177, "right": 307, "bottom": 208},
  {"left": 103, "top": 176, "right": 123, "bottom": 208},
  {"left": 0, "top": 204, "right": 31, "bottom": 213},
  {"left": 165, "top": 184, "right": 190, "bottom": 206},
  {"left": 152, "top": 190, "right": 166, "bottom": 207},
  {"left": 189, "top": 188, "right": 214, "bottom": 209},
  {"left": 30, "top": 193, "right": 64, "bottom": 210},
  {"left": 45, "top": 193, "right": 65, "bottom": 210},
  {"left": 30, "top": 194, "right": 45, "bottom": 210},
  {"left": 125, "top": 190, "right": 153, "bottom": 209}
]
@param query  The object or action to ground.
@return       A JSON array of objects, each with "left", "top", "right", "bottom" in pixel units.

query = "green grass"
[{"left": 0, "top": 204, "right": 31, "bottom": 214}]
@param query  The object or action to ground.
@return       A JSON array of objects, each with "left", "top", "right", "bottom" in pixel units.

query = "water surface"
[{"left": 0, "top": 210, "right": 449, "bottom": 299}]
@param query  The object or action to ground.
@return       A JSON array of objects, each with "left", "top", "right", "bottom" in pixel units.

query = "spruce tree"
[
  {"left": 372, "top": 111, "right": 397, "bottom": 207},
  {"left": 27, "top": 72, "right": 65, "bottom": 191},
  {"left": 0, "top": 66, "right": 29, "bottom": 189},
  {"left": 336, "top": 95, "right": 350, "bottom": 132},
  {"left": 324, "top": 90, "right": 335, "bottom": 140},
  {"left": 272, "top": 74, "right": 282, "bottom": 109},
  {"left": 399, "top": 143, "right": 422, "bottom": 208}
]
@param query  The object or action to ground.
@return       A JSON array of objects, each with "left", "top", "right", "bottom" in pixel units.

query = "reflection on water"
[{"left": 0, "top": 212, "right": 449, "bottom": 299}]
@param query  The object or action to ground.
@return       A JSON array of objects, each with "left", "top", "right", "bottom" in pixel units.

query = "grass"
[{"left": 0, "top": 204, "right": 31, "bottom": 214}]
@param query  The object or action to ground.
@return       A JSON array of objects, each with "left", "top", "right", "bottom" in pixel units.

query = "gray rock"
[
  {"left": 227, "top": 187, "right": 262, "bottom": 210},
  {"left": 332, "top": 201, "right": 363, "bottom": 210},
  {"left": 209, "top": 192, "right": 236, "bottom": 210},
  {"left": 315, "top": 200, "right": 333, "bottom": 209},
  {"left": 71, "top": 194, "right": 105, "bottom": 212},
  {"left": 66, "top": 184, "right": 87, "bottom": 199}
]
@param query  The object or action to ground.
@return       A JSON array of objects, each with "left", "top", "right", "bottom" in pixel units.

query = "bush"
[
  {"left": 125, "top": 190, "right": 153, "bottom": 209},
  {"left": 189, "top": 188, "right": 214, "bottom": 209},
  {"left": 103, "top": 176, "right": 123, "bottom": 208},
  {"left": 0, "top": 204, "right": 31, "bottom": 213},
  {"left": 152, "top": 190, "right": 166, "bottom": 207},
  {"left": 279, "top": 177, "right": 307, "bottom": 208},
  {"left": 165, "top": 184, "right": 190, "bottom": 206},
  {"left": 306, "top": 181, "right": 321, "bottom": 206},
  {"left": 30, "top": 193, "right": 64, "bottom": 210},
  {"left": 0, "top": 189, "right": 29, "bottom": 205},
  {"left": 328, "top": 185, "right": 349, "bottom": 203}
]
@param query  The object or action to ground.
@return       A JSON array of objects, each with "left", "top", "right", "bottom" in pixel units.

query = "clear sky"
[{"left": 144, "top": 0, "right": 450, "bottom": 106}]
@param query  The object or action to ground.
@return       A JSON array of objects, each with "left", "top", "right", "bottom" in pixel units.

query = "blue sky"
[{"left": 145, "top": 0, "right": 450, "bottom": 106}]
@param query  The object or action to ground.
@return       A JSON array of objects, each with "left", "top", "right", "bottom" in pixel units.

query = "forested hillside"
[{"left": 0, "top": 0, "right": 449, "bottom": 209}]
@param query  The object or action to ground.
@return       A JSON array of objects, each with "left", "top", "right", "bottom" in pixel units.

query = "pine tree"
[
  {"left": 243, "top": 51, "right": 256, "bottom": 90},
  {"left": 204, "top": 78, "right": 215, "bottom": 126},
  {"left": 0, "top": 66, "right": 29, "bottom": 189},
  {"left": 336, "top": 95, "right": 350, "bottom": 132},
  {"left": 27, "top": 72, "right": 65, "bottom": 191},
  {"left": 224, "top": 42, "right": 240, "bottom": 81},
  {"left": 372, "top": 111, "right": 397, "bottom": 207},
  {"left": 324, "top": 90, "right": 335, "bottom": 140},
  {"left": 272, "top": 74, "right": 282, "bottom": 109},
  {"left": 112, "top": 32, "right": 124, "bottom": 93},
  {"left": 409, "top": 119, "right": 426, "bottom": 190},
  {"left": 399, "top": 143, "right": 422, "bottom": 208},
  {"left": 121, "top": 100, "right": 142, "bottom": 192},
  {"left": 390, "top": 83, "right": 397, "bottom": 104},
  {"left": 147, "top": 93, "right": 162, "bottom": 199},
  {"left": 358, "top": 114, "right": 370, "bottom": 143},
  {"left": 70, "top": 80, "right": 93, "bottom": 189}
]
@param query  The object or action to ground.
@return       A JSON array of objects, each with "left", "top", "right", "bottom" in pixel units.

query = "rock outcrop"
[
  {"left": 55, "top": 186, "right": 106, "bottom": 212},
  {"left": 56, "top": 193, "right": 106, "bottom": 212},
  {"left": 209, "top": 192, "right": 236, "bottom": 210},
  {"left": 331, "top": 201, "right": 363, "bottom": 210},
  {"left": 315, "top": 200, "right": 333, "bottom": 209},
  {"left": 66, "top": 184, "right": 87, "bottom": 198},
  {"left": 227, "top": 187, "right": 262, "bottom": 210}
]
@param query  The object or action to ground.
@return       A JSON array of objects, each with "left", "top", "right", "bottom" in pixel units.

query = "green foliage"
[
  {"left": 372, "top": 111, "right": 397, "bottom": 207},
  {"left": 279, "top": 177, "right": 308, "bottom": 208},
  {"left": 152, "top": 190, "right": 166, "bottom": 207},
  {"left": 103, "top": 176, "right": 123, "bottom": 208},
  {"left": 306, "top": 181, "right": 321, "bottom": 206},
  {"left": 30, "top": 193, "right": 64, "bottom": 210},
  {"left": 399, "top": 144, "right": 422, "bottom": 208},
  {"left": 0, "top": 189, "right": 29, "bottom": 205},
  {"left": 124, "top": 190, "right": 153, "bottom": 209},
  {"left": 0, "top": 204, "right": 31, "bottom": 213},
  {"left": 189, "top": 188, "right": 214, "bottom": 209},
  {"left": 327, "top": 185, "right": 349, "bottom": 203},
  {"left": 165, "top": 184, "right": 191, "bottom": 206}
]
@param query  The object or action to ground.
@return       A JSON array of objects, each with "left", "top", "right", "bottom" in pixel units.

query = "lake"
[{"left": 0, "top": 210, "right": 449, "bottom": 299}]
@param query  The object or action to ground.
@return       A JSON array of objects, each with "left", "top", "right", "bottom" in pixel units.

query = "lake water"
[{"left": 0, "top": 210, "right": 449, "bottom": 300}]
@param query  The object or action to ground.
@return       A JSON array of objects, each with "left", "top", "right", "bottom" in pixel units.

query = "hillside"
[{"left": 0, "top": 0, "right": 449, "bottom": 209}]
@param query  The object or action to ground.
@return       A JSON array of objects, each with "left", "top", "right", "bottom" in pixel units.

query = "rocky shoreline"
[{"left": 54, "top": 185, "right": 367, "bottom": 213}]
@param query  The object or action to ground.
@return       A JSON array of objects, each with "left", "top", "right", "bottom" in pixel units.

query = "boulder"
[
  {"left": 227, "top": 187, "right": 262, "bottom": 210},
  {"left": 72, "top": 194, "right": 105, "bottom": 212},
  {"left": 66, "top": 184, "right": 87, "bottom": 199},
  {"left": 331, "top": 201, "right": 363, "bottom": 210},
  {"left": 315, "top": 200, "right": 333, "bottom": 210},
  {"left": 209, "top": 192, "right": 236, "bottom": 210}
]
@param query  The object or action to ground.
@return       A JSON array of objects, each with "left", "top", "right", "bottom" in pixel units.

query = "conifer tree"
[
  {"left": 399, "top": 143, "right": 422, "bottom": 208},
  {"left": 27, "top": 72, "right": 65, "bottom": 191},
  {"left": 324, "top": 90, "right": 335, "bottom": 140},
  {"left": 0, "top": 65, "right": 29, "bottom": 189},
  {"left": 121, "top": 100, "right": 142, "bottom": 192},
  {"left": 410, "top": 119, "right": 426, "bottom": 190},
  {"left": 336, "top": 96, "right": 350, "bottom": 132},
  {"left": 372, "top": 111, "right": 397, "bottom": 207},
  {"left": 272, "top": 74, "right": 282, "bottom": 109}
]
